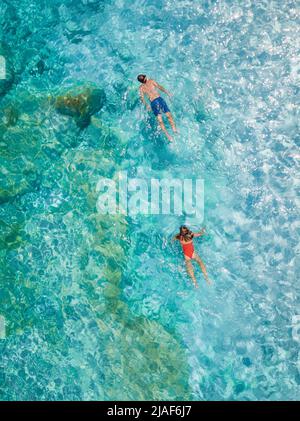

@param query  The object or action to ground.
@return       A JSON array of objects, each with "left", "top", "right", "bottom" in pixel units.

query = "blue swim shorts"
[{"left": 150, "top": 96, "right": 170, "bottom": 116}]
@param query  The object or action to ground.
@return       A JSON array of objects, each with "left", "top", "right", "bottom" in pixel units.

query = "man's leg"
[
  {"left": 166, "top": 112, "right": 177, "bottom": 134},
  {"left": 185, "top": 259, "right": 198, "bottom": 288},
  {"left": 157, "top": 115, "right": 172, "bottom": 141},
  {"left": 193, "top": 253, "right": 211, "bottom": 285}
]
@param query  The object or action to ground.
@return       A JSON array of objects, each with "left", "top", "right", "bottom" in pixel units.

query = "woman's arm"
[{"left": 193, "top": 228, "right": 206, "bottom": 238}]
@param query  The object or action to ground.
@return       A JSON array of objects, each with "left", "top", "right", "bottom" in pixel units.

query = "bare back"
[{"left": 139, "top": 79, "right": 160, "bottom": 102}]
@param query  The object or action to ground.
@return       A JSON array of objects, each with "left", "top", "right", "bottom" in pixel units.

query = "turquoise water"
[{"left": 0, "top": 0, "right": 299, "bottom": 400}]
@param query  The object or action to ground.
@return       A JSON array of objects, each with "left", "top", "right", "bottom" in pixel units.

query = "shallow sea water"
[{"left": 0, "top": 0, "right": 299, "bottom": 400}]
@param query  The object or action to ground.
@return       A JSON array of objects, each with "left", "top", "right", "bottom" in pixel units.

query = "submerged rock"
[
  {"left": 2, "top": 105, "right": 19, "bottom": 127},
  {"left": 55, "top": 86, "right": 106, "bottom": 128}
]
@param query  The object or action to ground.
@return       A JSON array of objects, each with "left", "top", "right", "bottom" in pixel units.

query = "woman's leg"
[
  {"left": 185, "top": 258, "right": 198, "bottom": 288},
  {"left": 193, "top": 252, "right": 211, "bottom": 284}
]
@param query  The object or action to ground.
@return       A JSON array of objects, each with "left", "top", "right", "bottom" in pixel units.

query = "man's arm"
[
  {"left": 152, "top": 80, "right": 172, "bottom": 97},
  {"left": 139, "top": 88, "right": 151, "bottom": 111}
]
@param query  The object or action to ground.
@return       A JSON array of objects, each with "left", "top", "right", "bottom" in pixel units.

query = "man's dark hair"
[{"left": 137, "top": 74, "right": 147, "bottom": 83}]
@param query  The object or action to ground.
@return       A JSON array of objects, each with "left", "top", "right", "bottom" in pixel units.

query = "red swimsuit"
[{"left": 181, "top": 241, "right": 195, "bottom": 258}]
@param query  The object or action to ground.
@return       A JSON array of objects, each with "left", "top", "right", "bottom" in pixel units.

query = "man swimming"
[
  {"left": 173, "top": 225, "right": 211, "bottom": 288},
  {"left": 137, "top": 74, "right": 177, "bottom": 141}
]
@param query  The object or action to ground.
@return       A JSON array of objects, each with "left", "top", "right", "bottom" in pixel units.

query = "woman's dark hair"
[
  {"left": 176, "top": 225, "right": 194, "bottom": 241},
  {"left": 137, "top": 74, "right": 147, "bottom": 83}
]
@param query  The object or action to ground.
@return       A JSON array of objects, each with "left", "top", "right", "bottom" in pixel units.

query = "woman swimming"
[{"left": 173, "top": 225, "right": 210, "bottom": 288}]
